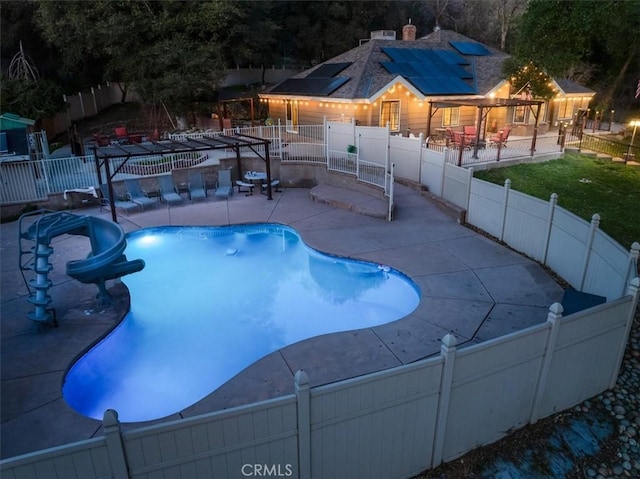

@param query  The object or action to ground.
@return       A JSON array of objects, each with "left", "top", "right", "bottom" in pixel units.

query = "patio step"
[{"left": 309, "top": 184, "right": 390, "bottom": 219}]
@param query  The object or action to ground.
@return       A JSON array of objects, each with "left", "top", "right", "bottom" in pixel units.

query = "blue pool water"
[{"left": 63, "top": 224, "right": 420, "bottom": 422}]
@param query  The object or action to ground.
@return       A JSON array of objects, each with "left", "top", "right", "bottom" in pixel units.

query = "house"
[{"left": 259, "top": 25, "right": 594, "bottom": 140}]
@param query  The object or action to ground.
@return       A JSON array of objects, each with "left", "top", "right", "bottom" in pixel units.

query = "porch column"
[{"left": 472, "top": 106, "right": 483, "bottom": 158}]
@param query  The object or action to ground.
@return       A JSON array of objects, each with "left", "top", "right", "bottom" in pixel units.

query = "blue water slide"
[
  {"left": 66, "top": 217, "right": 144, "bottom": 284},
  {"left": 20, "top": 211, "right": 144, "bottom": 322}
]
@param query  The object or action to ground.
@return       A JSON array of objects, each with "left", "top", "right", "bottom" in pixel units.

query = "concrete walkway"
[{"left": 0, "top": 184, "right": 563, "bottom": 459}]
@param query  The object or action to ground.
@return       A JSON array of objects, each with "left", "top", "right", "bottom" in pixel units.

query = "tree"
[
  {"left": 35, "top": 1, "right": 240, "bottom": 118},
  {"left": 502, "top": 59, "right": 555, "bottom": 99},
  {"left": 0, "top": 76, "right": 66, "bottom": 120},
  {"left": 512, "top": 0, "right": 640, "bottom": 114}
]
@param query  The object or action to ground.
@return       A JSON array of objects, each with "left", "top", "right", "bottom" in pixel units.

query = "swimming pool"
[{"left": 62, "top": 224, "right": 420, "bottom": 422}]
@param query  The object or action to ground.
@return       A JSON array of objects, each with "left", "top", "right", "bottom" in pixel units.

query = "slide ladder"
[
  {"left": 19, "top": 210, "right": 88, "bottom": 325},
  {"left": 18, "top": 210, "right": 144, "bottom": 326}
]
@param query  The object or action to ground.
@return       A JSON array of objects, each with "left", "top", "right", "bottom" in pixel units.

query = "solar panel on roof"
[
  {"left": 450, "top": 41, "right": 490, "bottom": 56},
  {"left": 380, "top": 47, "right": 476, "bottom": 95},
  {"left": 270, "top": 77, "right": 349, "bottom": 96},
  {"left": 432, "top": 49, "right": 470, "bottom": 65},
  {"left": 306, "top": 62, "right": 352, "bottom": 78}
]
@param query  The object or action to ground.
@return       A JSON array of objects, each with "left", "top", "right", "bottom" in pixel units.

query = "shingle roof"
[
  {"left": 554, "top": 79, "right": 595, "bottom": 95},
  {"left": 266, "top": 29, "right": 509, "bottom": 100}
]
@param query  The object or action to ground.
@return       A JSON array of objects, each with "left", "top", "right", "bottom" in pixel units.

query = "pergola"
[
  {"left": 427, "top": 97, "right": 545, "bottom": 158},
  {"left": 92, "top": 133, "right": 273, "bottom": 223}
]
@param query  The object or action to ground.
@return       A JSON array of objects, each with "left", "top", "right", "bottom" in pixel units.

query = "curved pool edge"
[{"left": 62, "top": 222, "right": 425, "bottom": 423}]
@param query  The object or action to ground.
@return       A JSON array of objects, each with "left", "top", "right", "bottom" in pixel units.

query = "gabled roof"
[
  {"left": 553, "top": 79, "right": 595, "bottom": 96},
  {"left": 264, "top": 29, "right": 509, "bottom": 101},
  {"left": 0, "top": 112, "right": 35, "bottom": 130}
]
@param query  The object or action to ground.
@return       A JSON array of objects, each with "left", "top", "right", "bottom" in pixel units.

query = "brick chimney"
[{"left": 402, "top": 20, "right": 416, "bottom": 41}]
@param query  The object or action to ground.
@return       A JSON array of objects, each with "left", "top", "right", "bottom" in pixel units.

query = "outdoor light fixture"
[
  {"left": 630, "top": 119, "right": 640, "bottom": 147},
  {"left": 627, "top": 120, "right": 640, "bottom": 160}
]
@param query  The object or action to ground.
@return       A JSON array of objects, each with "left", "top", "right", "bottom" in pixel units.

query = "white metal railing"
[
  {"left": 357, "top": 159, "right": 386, "bottom": 188},
  {"left": 0, "top": 152, "right": 211, "bottom": 203},
  {"left": 0, "top": 156, "right": 99, "bottom": 203},
  {"left": 110, "top": 152, "right": 208, "bottom": 180},
  {"left": 327, "top": 150, "right": 355, "bottom": 174},
  {"left": 168, "top": 131, "right": 222, "bottom": 141}
]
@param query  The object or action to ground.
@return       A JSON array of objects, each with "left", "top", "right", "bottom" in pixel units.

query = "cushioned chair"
[
  {"left": 99, "top": 184, "right": 140, "bottom": 214},
  {"left": 463, "top": 125, "right": 477, "bottom": 137},
  {"left": 124, "top": 179, "right": 157, "bottom": 209},
  {"left": 114, "top": 126, "right": 129, "bottom": 144},
  {"left": 215, "top": 169, "right": 233, "bottom": 200},
  {"left": 158, "top": 175, "right": 183, "bottom": 205},
  {"left": 489, "top": 127, "right": 511, "bottom": 148},
  {"left": 188, "top": 172, "right": 207, "bottom": 201}
]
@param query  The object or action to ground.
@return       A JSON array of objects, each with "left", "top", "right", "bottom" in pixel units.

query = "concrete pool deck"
[{"left": 0, "top": 184, "right": 564, "bottom": 459}]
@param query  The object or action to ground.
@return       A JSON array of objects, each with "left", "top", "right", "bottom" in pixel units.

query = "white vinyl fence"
[
  {"left": 2, "top": 124, "right": 639, "bottom": 478},
  {"left": 2, "top": 281, "right": 638, "bottom": 479}
]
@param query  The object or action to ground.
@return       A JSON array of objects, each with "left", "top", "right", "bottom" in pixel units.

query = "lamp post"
[{"left": 626, "top": 120, "right": 640, "bottom": 163}]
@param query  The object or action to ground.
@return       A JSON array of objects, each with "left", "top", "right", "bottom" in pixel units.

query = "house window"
[
  {"left": 558, "top": 98, "right": 575, "bottom": 120},
  {"left": 513, "top": 105, "right": 527, "bottom": 123},
  {"left": 286, "top": 101, "right": 299, "bottom": 133},
  {"left": 380, "top": 100, "right": 400, "bottom": 131},
  {"left": 442, "top": 107, "right": 460, "bottom": 127}
]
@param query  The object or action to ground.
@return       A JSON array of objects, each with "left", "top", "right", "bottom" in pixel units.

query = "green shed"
[{"left": 0, "top": 112, "right": 35, "bottom": 155}]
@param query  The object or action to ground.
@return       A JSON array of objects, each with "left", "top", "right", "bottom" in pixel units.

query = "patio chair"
[
  {"left": 158, "top": 175, "right": 183, "bottom": 205},
  {"left": 124, "top": 179, "right": 157, "bottom": 210},
  {"left": 99, "top": 184, "right": 140, "bottom": 214},
  {"left": 450, "top": 131, "right": 470, "bottom": 150},
  {"left": 463, "top": 125, "right": 477, "bottom": 137},
  {"left": 188, "top": 172, "right": 207, "bottom": 201},
  {"left": 215, "top": 169, "right": 234, "bottom": 200},
  {"left": 489, "top": 127, "right": 511, "bottom": 148},
  {"left": 114, "top": 126, "right": 129, "bottom": 144}
]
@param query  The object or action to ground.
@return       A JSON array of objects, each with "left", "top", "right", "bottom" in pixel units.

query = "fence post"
[
  {"left": 579, "top": 214, "right": 600, "bottom": 291},
  {"left": 103, "top": 409, "right": 130, "bottom": 479},
  {"left": 464, "top": 167, "right": 473, "bottom": 214},
  {"left": 624, "top": 243, "right": 640, "bottom": 296},
  {"left": 432, "top": 333, "right": 457, "bottom": 466},
  {"left": 418, "top": 133, "right": 425, "bottom": 183},
  {"left": 609, "top": 277, "right": 640, "bottom": 388},
  {"left": 529, "top": 303, "right": 563, "bottom": 424},
  {"left": 499, "top": 179, "right": 511, "bottom": 241},
  {"left": 542, "top": 193, "right": 558, "bottom": 264},
  {"left": 91, "top": 87, "right": 98, "bottom": 115},
  {"left": 78, "top": 91, "right": 86, "bottom": 118},
  {"left": 295, "top": 370, "right": 311, "bottom": 479}
]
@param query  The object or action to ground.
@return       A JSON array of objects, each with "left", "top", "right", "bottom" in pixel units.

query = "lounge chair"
[
  {"left": 124, "top": 179, "right": 157, "bottom": 210},
  {"left": 188, "top": 172, "right": 207, "bottom": 201},
  {"left": 99, "top": 184, "right": 140, "bottom": 214},
  {"left": 489, "top": 127, "right": 511, "bottom": 148},
  {"left": 158, "top": 175, "right": 183, "bottom": 205},
  {"left": 215, "top": 169, "right": 233, "bottom": 200}
]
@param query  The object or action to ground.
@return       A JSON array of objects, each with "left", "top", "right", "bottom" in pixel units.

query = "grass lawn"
[{"left": 473, "top": 152, "right": 640, "bottom": 249}]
